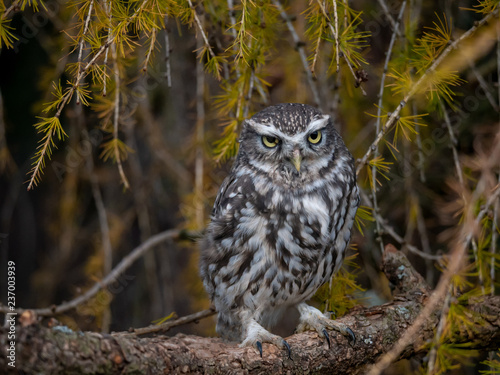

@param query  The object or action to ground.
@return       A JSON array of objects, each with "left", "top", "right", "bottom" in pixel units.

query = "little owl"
[{"left": 200, "top": 103, "right": 359, "bottom": 356}]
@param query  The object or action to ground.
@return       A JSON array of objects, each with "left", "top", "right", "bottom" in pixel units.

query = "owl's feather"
[{"left": 199, "top": 103, "right": 359, "bottom": 351}]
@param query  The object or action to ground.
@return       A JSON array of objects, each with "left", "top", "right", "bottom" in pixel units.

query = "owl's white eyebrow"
[
  {"left": 246, "top": 119, "right": 281, "bottom": 137},
  {"left": 307, "top": 115, "right": 330, "bottom": 133},
  {"left": 247, "top": 115, "right": 330, "bottom": 142}
]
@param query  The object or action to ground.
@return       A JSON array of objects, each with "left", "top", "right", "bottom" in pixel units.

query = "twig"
[
  {"left": 439, "top": 97, "right": 487, "bottom": 292},
  {"left": 0, "top": 229, "right": 182, "bottom": 316},
  {"left": 27, "top": 37, "right": 115, "bottom": 190},
  {"left": 333, "top": 0, "right": 339, "bottom": 73},
  {"left": 371, "top": 0, "right": 406, "bottom": 256},
  {"left": 132, "top": 307, "right": 216, "bottom": 335},
  {"left": 76, "top": 0, "right": 94, "bottom": 105},
  {"left": 415, "top": 194, "right": 434, "bottom": 282},
  {"left": 195, "top": 34, "right": 205, "bottom": 228},
  {"left": 143, "top": 28, "right": 157, "bottom": 72},
  {"left": 186, "top": 0, "right": 217, "bottom": 60},
  {"left": 164, "top": 17, "right": 172, "bottom": 87},
  {"left": 273, "top": 0, "right": 322, "bottom": 108},
  {"left": 27, "top": 0, "right": 163, "bottom": 190},
  {"left": 367, "top": 183, "right": 500, "bottom": 375},
  {"left": 493, "top": 18, "right": 500, "bottom": 296},
  {"left": 360, "top": 189, "right": 442, "bottom": 261},
  {"left": 103, "top": 0, "right": 112, "bottom": 96},
  {"left": 356, "top": 9, "right": 499, "bottom": 176},
  {"left": 440, "top": 98, "right": 464, "bottom": 187},
  {"left": 226, "top": 0, "right": 241, "bottom": 82},
  {"left": 468, "top": 59, "right": 499, "bottom": 112},
  {"left": 376, "top": 0, "right": 400, "bottom": 36},
  {"left": 311, "top": 32, "right": 322, "bottom": 77},
  {"left": 315, "top": 0, "right": 367, "bottom": 95},
  {"left": 426, "top": 285, "right": 452, "bottom": 374},
  {"left": 111, "top": 43, "right": 130, "bottom": 189},
  {"left": 374, "top": 0, "right": 406, "bottom": 131},
  {"left": 492, "top": 183, "right": 499, "bottom": 296},
  {"left": 413, "top": 101, "right": 426, "bottom": 182},
  {"left": 2, "top": 0, "right": 22, "bottom": 20}
]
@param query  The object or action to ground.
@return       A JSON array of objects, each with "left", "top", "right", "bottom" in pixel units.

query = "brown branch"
[
  {"left": 2, "top": 245, "right": 499, "bottom": 374},
  {"left": 0, "top": 229, "right": 189, "bottom": 316},
  {"left": 132, "top": 307, "right": 216, "bottom": 336}
]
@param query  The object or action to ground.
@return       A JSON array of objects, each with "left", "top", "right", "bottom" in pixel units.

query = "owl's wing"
[
  {"left": 208, "top": 173, "right": 255, "bottom": 242},
  {"left": 211, "top": 174, "right": 237, "bottom": 217}
]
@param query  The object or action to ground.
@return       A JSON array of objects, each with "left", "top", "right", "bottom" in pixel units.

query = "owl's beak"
[{"left": 291, "top": 149, "right": 302, "bottom": 172}]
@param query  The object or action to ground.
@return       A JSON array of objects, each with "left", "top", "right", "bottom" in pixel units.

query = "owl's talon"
[
  {"left": 346, "top": 327, "right": 356, "bottom": 346},
  {"left": 283, "top": 339, "right": 292, "bottom": 360},
  {"left": 297, "top": 303, "right": 356, "bottom": 347},
  {"left": 256, "top": 341, "right": 263, "bottom": 358},
  {"left": 322, "top": 328, "right": 331, "bottom": 348}
]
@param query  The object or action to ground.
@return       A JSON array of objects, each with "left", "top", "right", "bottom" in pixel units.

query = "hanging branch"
[
  {"left": 493, "top": 20, "right": 500, "bottom": 295},
  {"left": 376, "top": 0, "right": 399, "bottom": 36},
  {"left": 26, "top": 0, "right": 170, "bottom": 190},
  {"left": 111, "top": 43, "right": 130, "bottom": 189},
  {"left": 315, "top": 0, "right": 367, "bottom": 95},
  {"left": 75, "top": 0, "right": 94, "bottom": 105},
  {"left": 164, "top": 17, "right": 172, "bottom": 87},
  {"left": 143, "top": 28, "right": 157, "bottom": 72},
  {"left": 102, "top": 0, "right": 112, "bottom": 97},
  {"left": 356, "top": 9, "right": 499, "bottom": 176},
  {"left": 360, "top": 189, "right": 442, "bottom": 261},
  {"left": 186, "top": 0, "right": 221, "bottom": 80},
  {"left": 272, "top": 0, "right": 322, "bottom": 108},
  {"left": 426, "top": 285, "right": 453, "bottom": 375},
  {"left": 367, "top": 182, "right": 500, "bottom": 375},
  {"left": 370, "top": 0, "right": 406, "bottom": 256},
  {"left": 28, "top": 38, "right": 114, "bottom": 190}
]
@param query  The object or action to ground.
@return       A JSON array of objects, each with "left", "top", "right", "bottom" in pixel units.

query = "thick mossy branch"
[{"left": 1, "top": 245, "right": 499, "bottom": 375}]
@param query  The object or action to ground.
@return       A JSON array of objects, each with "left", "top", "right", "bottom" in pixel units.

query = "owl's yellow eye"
[
  {"left": 262, "top": 135, "right": 280, "bottom": 148},
  {"left": 308, "top": 130, "right": 322, "bottom": 144}
]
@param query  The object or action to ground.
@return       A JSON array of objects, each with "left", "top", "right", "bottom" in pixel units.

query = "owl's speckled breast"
[{"left": 221, "top": 173, "right": 344, "bottom": 309}]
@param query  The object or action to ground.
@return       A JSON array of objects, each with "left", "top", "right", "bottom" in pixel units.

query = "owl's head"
[{"left": 237, "top": 103, "right": 351, "bottom": 182}]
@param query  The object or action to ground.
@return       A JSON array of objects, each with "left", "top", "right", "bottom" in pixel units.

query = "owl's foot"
[
  {"left": 296, "top": 303, "right": 355, "bottom": 347},
  {"left": 239, "top": 320, "right": 292, "bottom": 359}
]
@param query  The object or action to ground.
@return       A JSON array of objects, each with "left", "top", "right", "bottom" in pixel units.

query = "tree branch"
[
  {"left": 0, "top": 229, "right": 189, "bottom": 316},
  {"left": 2, "top": 245, "right": 499, "bottom": 374}
]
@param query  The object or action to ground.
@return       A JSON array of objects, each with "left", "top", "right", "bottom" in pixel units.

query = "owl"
[{"left": 200, "top": 103, "right": 359, "bottom": 357}]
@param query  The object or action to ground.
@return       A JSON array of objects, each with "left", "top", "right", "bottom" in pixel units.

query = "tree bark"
[{"left": 1, "top": 245, "right": 499, "bottom": 374}]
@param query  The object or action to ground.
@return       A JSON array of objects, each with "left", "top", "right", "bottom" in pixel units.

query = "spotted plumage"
[{"left": 200, "top": 103, "right": 359, "bottom": 353}]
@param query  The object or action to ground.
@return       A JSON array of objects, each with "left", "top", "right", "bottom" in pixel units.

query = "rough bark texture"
[{"left": 1, "top": 245, "right": 499, "bottom": 374}]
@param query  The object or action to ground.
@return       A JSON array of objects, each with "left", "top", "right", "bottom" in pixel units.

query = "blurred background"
[{"left": 0, "top": 0, "right": 499, "bottom": 372}]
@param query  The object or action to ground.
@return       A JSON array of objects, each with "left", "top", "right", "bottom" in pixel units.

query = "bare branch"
[
  {"left": 132, "top": 308, "right": 216, "bottom": 335},
  {"left": 371, "top": 0, "right": 406, "bottom": 256},
  {"left": 315, "top": 0, "right": 367, "bottom": 95},
  {"left": 0, "top": 229, "right": 184, "bottom": 316},
  {"left": 273, "top": 0, "right": 322, "bottom": 108}
]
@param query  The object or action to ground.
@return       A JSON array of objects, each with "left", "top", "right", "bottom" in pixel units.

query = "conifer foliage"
[{"left": 0, "top": 0, "right": 499, "bottom": 373}]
